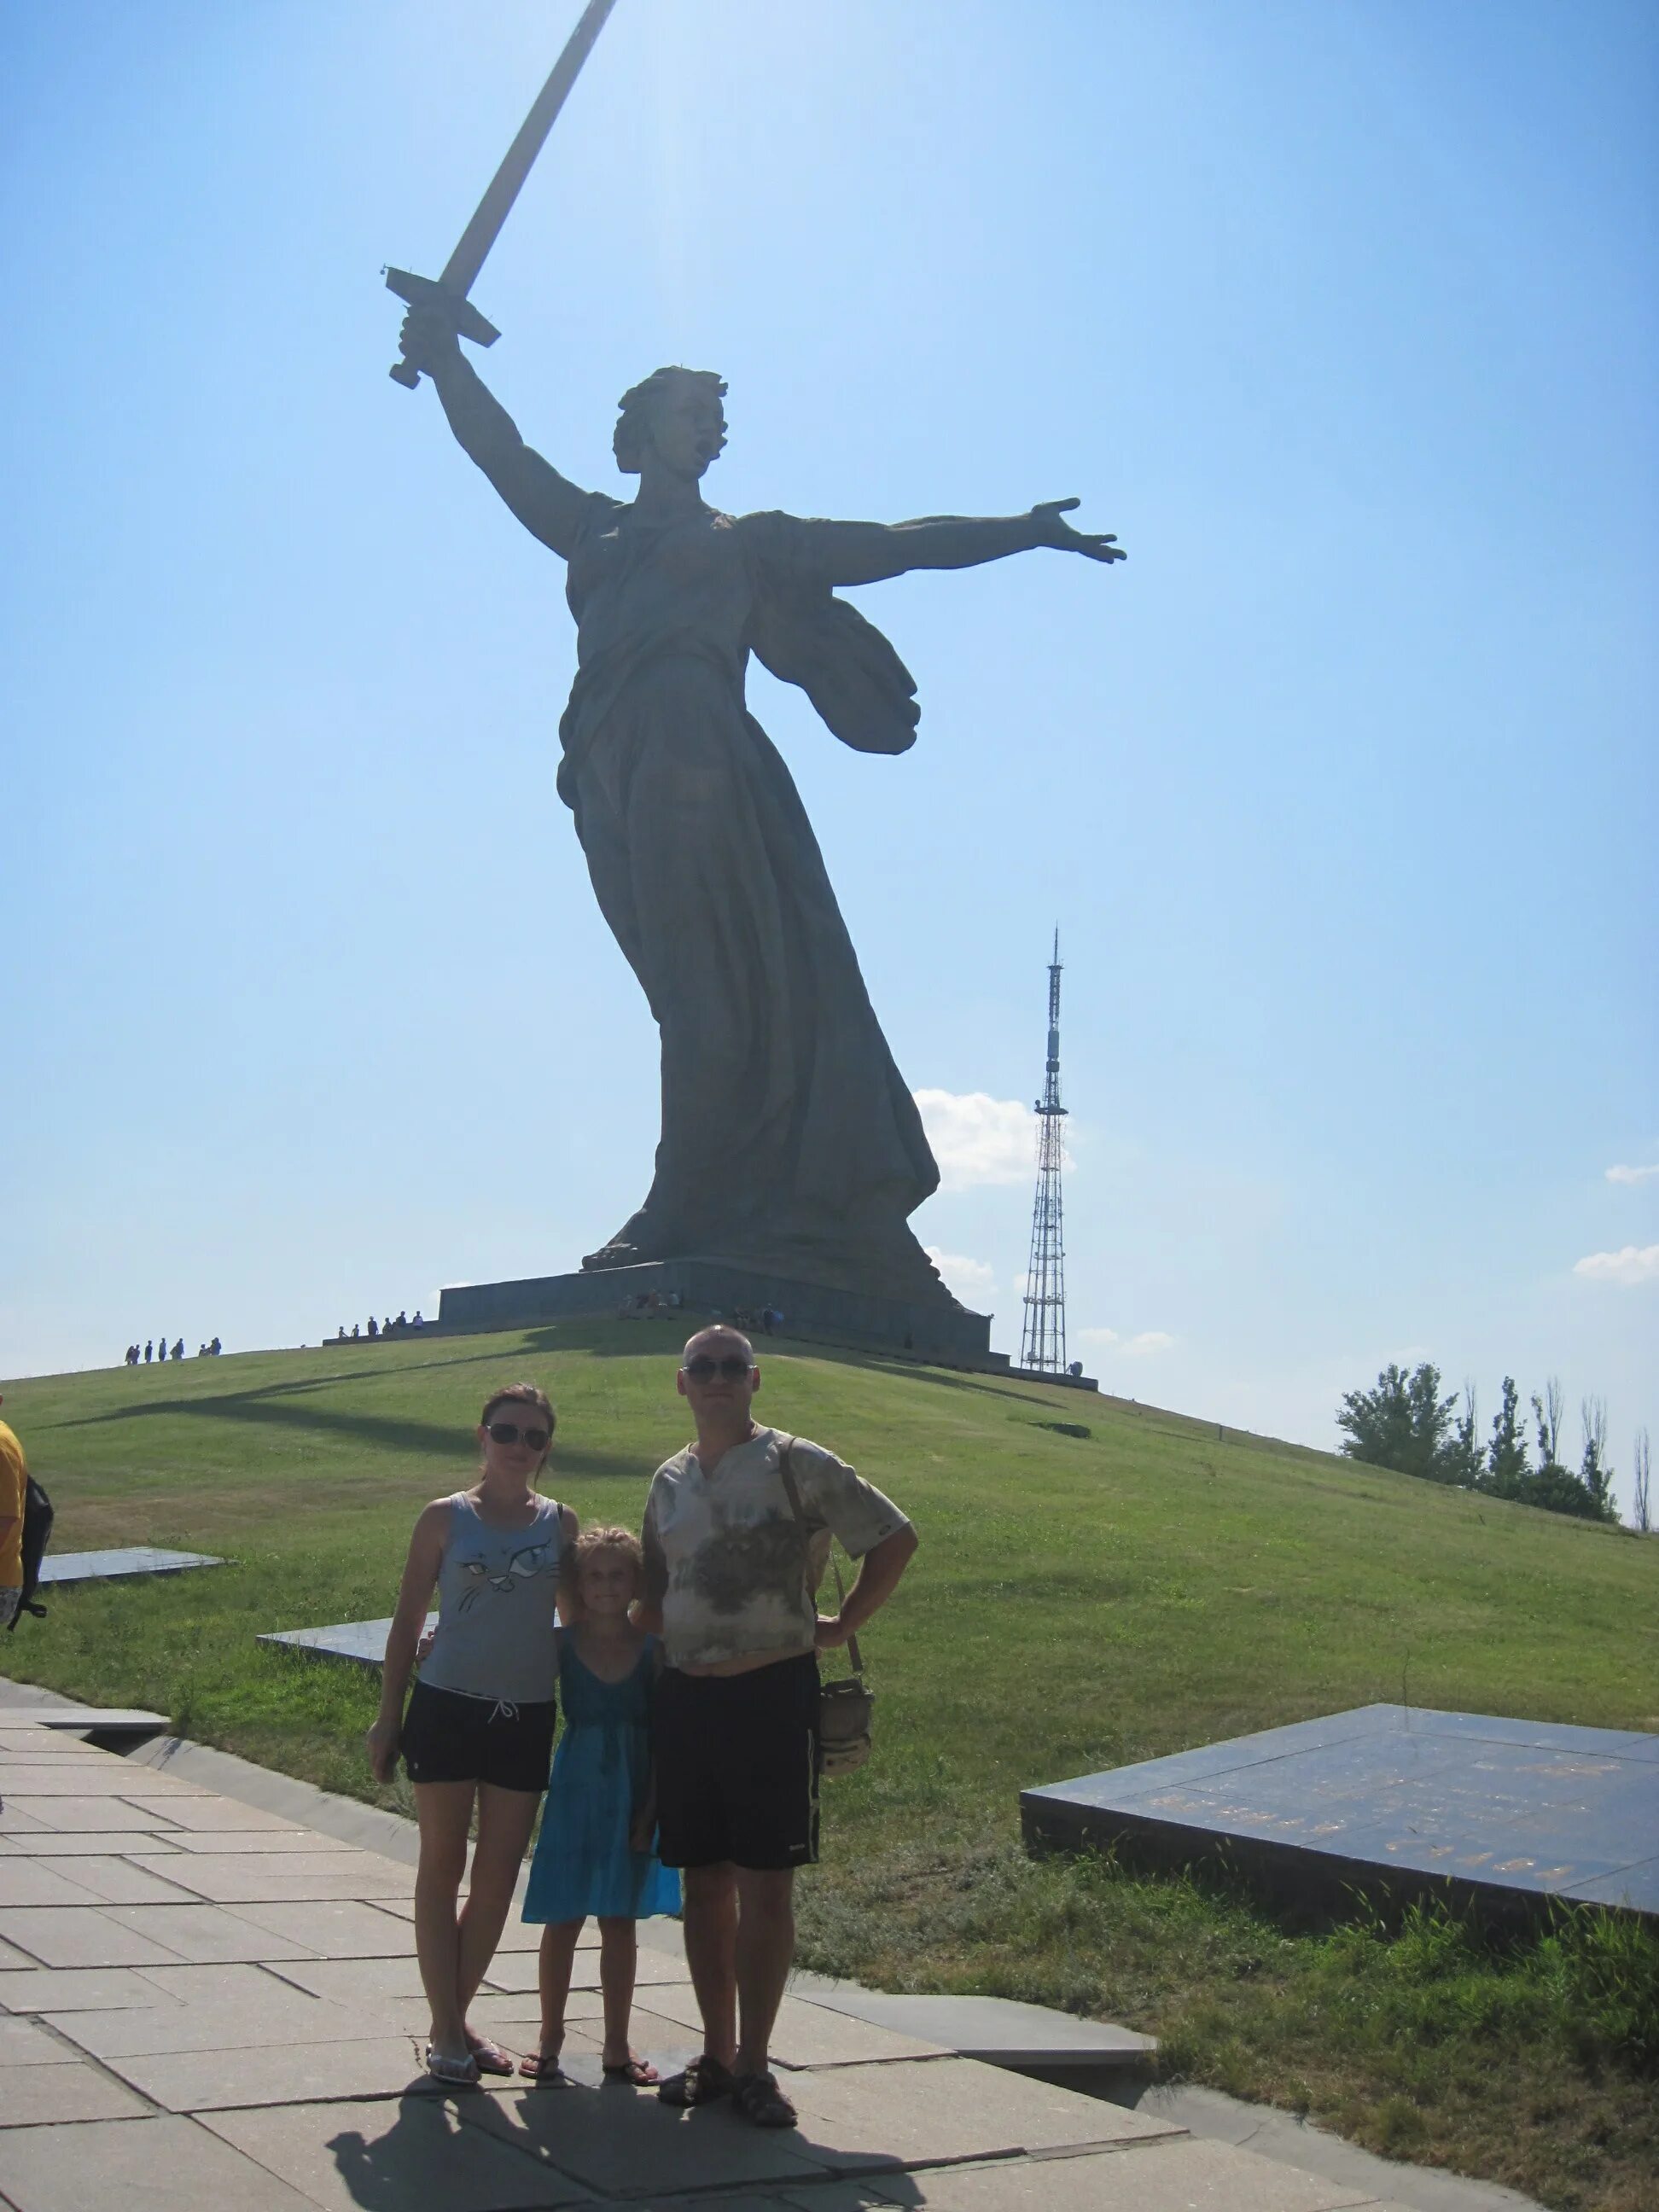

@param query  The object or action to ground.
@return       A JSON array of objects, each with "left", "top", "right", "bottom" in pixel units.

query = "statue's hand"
[
  {"left": 397, "top": 300, "right": 463, "bottom": 379},
  {"left": 1029, "top": 498, "right": 1126, "bottom": 563}
]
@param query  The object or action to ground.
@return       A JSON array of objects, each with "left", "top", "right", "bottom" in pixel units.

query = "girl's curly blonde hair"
[{"left": 557, "top": 1525, "right": 644, "bottom": 1624}]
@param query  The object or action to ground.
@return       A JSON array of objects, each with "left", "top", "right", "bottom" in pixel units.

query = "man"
[{"left": 637, "top": 1325, "right": 918, "bottom": 2128}]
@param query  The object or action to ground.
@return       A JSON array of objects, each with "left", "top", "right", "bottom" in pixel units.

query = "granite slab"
[
  {"left": 101, "top": 2034, "right": 436, "bottom": 2111},
  {"left": 96, "top": 1902, "right": 323, "bottom": 1965},
  {"left": 777, "top": 2138, "right": 1374, "bottom": 2209},
  {"left": 201, "top": 2095, "right": 599, "bottom": 2210},
  {"left": 122, "top": 1849, "right": 414, "bottom": 1903},
  {"left": 637, "top": 1985, "right": 953, "bottom": 2069},
  {"left": 0, "top": 2112, "right": 320, "bottom": 2212},
  {"left": 0, "top": 2056, "right": 153, "bottom": 2126},
  {"left": 258, "top": 1613, "right": 437, "bottom": 1668},
  {"left": 0, "top": 1906, "right": 190, "bottom": 1970},
  {"left": 222, "top": 1899, "right": 416, "bottom": 1958},
  {"left": 0, "top": 1829, "right": 186, "bottom": 1855},
  {"left": 38, "top": 1548, "right": 225, "bottom": 1586},
  {"left": 116, "top": 1794, "right": 307, "bottom": 1833},
  {"left": 1023, "top": 1703, "right": 1659, "bottom": 1920},
  {"left": 0, "top": 1965, "right": 187, "bottom": 2011},
  {"left": 797, "top": 1988, "right": 1155, "bottom": 2069},
  {"left": 17, "top": 1857, "right": 203, "bottom": 1908},
  {"left": 459, "top": 2082, "right": 833, "bottom": 2198}
]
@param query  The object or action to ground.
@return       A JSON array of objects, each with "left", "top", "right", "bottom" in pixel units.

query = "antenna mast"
[{"left": 1019, "top": 929, "right": 1068, "bottom": 1373}]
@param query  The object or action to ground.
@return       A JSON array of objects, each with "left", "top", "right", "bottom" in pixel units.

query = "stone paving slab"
[
  {"left": 101, "top": 2032, "right": 439, "bottom": 2110},
  {"left": 161, "top": 1826, "right": 362, "bottom": 1854},
  {"left": 0, "top": 2054, "right": 154, "bottom": 2126},
  {"left": 0, "top": 2112, "right": 322, "bottom": 2212},
  {"left": 115, "top": 1792, "right": 308, "bottom": 1832},
  {"left": 220, "top": 1897, "right": 423, "bottom": 1957},
  {"left": 637, "top": 1985, "right": 953, "bottom": 2069},
  {"left": 269, "top": 1951, "right": 445, "bottom": 2004},
  {"left": 0, "top": 1860, "right": 119, "bottom": 1909},
  {"left": 461, "top": 2082, "right": 835, "bottom": 2197},
  {"left": 49, "top": 1987, "right": 384, "bottom": 2058},
  {"left": 0, "top": 1905, "right": 189, "bottom": 1968},
  {"left": 777, "top": 2057, "right": 1182, "bottom": 2172},
  {"left": 0, "top": 1729, "right": 108, "bottom": 1756},
  {"left": 0, "top": 2015, "right": 83, "bottom": 2064},
  {"left": 24, "top": 1855, "right": 205, "bottom": 1907},
  {"left": 775, "top": 2139, "right": 1379, "bottom": 2208},
  {"left": 0, "top": 1795, "right": 189, "bottom": 1831},
  {"left": 800, "top": 1986, "right": 1154, "bottom": 2069},
  {"left": 0, "top": 1802, "right": 49, "bottom": 1832},
  {"left": 0, "top": 1761, "right": 207, "bottom": 1796},
  {"left": 0, "top": 1826, "right": 188, "bottom": 1854},
  {"left": 0, "top": 1965, "right": 188, "bottom": 2011},
  {"left": 96, "top": 1901, "right": 325, "bottom": 1964},
  {"left": 124, "top": 1849, "right": 415, "bottom": 1902},
  {"left": 137, "top": 1961, "right": 300, "bottom": 2005},
  {"left": 201, "top": 2093, "right": 601, "bottom": 2209}
]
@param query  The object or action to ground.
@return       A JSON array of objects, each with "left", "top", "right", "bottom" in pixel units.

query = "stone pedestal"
[{"left": 438, "top": 1257, "right": 1004, "bottom": 1369}]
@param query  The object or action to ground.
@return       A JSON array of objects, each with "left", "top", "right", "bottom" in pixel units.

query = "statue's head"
[{"left": 614, "top": 367, "right": 728, "bottom": 480}]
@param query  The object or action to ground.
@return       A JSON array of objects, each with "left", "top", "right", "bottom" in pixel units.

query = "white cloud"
[
  {"left": 1573, "top": 1244, "right": 1659, "bottom": 1287},
  {"left": 923, "top": 1247, "right": 997, "bottom": 1307},
  {"left": 1079, "top": 1325, "right": 1175, "bottom": 1358},
  {"left": 913, "top": 1090, "right": 1037, "bottom": 1191},
  {"left": 1606, "top": 1163, "right": 1659, "bottom": 1186}
]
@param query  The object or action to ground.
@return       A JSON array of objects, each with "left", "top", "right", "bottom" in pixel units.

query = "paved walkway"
[{"left": 0, "top": 1705, "right": 1537, "bottom": 2212}]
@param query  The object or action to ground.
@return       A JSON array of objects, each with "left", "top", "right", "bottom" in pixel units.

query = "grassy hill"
[{"left": 3, "top": 1324, "right": 1656, "bottom": 2209}]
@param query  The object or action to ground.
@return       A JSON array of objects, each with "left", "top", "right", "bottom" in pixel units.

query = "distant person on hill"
[
  {"left": 637, "top": 1324, "right": 917, "bottom": 2127},
  {"left": 172, "top": 1339, "right": 184, "bottom": 1362},
  {"left": 0, "top": 1401, "right": 26, "bottom": 1630},
  {"left": 157, "top": 1338, "right": 167, "bottom": 1363},
  {"left": 351, "top": 1323, "right": 360, "bottom": 1340},
  {"left": 368, "top": 1317, "right": 380, "bottom": 1341},
  {"left": 412, "top": 1310, "right": 425, "bottom": 1329},
  {"left": 209, "top": 1336, "right": 221, "bottom": 1356},
  {"left": 143, "top": 1340, "right": 153, "bottom": 1363},
  {"left": 367, "top": 1383, "right": 575, "bottom": 2087}
]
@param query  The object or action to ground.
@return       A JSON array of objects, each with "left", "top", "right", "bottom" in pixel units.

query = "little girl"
[{"left": 519, "top": 1526, "right": 681, "bottom": 2084}]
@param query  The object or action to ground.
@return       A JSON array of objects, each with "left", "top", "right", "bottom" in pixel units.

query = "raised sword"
[{"left": 385, "top": 0, "right": 618, "bottom": 388}]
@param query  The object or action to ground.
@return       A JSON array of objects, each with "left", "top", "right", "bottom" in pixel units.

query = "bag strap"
[{"left": 777, "top": 1436, "right": 863, "bottom": 1677}]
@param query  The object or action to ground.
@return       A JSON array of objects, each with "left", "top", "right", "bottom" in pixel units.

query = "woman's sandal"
[
  {"left": 467, "top": 2034, "right": 516, "bottom": 2077},
  {"left": 518, "top": 2048, "right": 571, "bottom": 2085},
  {"left": 424, "top": 2045, "right": 480, "bottom": 2087},
  {"left": 602, "top": 2053, "right": 660, "bottom": 2087},
  {"left": 731, "top": 2070, "right": 799, "bottom": 2129},
  {"left": 656, "top": 2053, "right": 736, "bottom": 2106}
]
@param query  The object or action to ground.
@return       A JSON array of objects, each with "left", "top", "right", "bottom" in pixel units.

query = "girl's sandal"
[
  {"left": 656, "top": 2053, "right": 736, "bottom": 2106},
  {"left": 602, "top": 2053, "right": 660, "bottom": 2087},
  {"left": 518, "top": 2049, "right": 571, "bottom": 2085},
  {"left": 731, "top": 2071, "right": 799, "bottom": 2129},
  {"left": 467, "top": 2034, "right": 516, "bottom": 2077}
]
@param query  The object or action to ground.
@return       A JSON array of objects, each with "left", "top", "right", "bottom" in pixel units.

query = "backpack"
[{"left": 8, "top": 1475, "right": 55, "bottom": 1630}]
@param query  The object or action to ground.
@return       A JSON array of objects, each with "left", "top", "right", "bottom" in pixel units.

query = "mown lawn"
[{"left": 3, "top": 1324, "right": 1656, "bottom": 2209}]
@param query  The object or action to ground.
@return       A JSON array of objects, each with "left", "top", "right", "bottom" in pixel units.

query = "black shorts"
[
  {"left": 400, "top": 1681, "right": 556, "bottom": 1795},
  {"left": 655, "top": 1653, "right": 820, "bottom": 1872}
]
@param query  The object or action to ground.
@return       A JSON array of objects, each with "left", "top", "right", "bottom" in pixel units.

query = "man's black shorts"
[
  {"left": 400, "top": 1680, "right": 556, "bottom": 1794},
  {"left": 654, "top": 1653, "right": 820, "bottom": 1871}
]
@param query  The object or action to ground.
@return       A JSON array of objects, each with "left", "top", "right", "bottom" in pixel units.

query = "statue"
[
  {"left": 399, "top": 312, "right": 1122, "bottom": 1299},
  {"left": 389, "top": 6, "right": 1125, "bottom": 1303}
]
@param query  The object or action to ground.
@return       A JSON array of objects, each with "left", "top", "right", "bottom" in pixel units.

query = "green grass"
[{"left": 4, "top": 1324, "right": 1656, "bottom": 2209}]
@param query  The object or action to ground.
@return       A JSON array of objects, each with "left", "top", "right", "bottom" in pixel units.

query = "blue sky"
[{"left": 3, "top": 1, "right": 1654, "bottom": 1511}]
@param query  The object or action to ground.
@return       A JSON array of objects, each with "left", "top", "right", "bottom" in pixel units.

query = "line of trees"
[{"left": 1336, "top": 1363, "right": 1651, "bottom": 1529}]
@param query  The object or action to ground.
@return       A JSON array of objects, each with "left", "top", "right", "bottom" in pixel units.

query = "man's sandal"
[
  {"left": 467, "top": 2034, "right": 515, "bottom": 2076},
  {"left": 602, "top": 2053, "right": 661, "bottom": 2087},
  {"left": 731, "top": 2071, "right": 799, "bottom": 2128},
  {"left": 519, "top": 2049, "right": 571, "bottom": 2084},
  {"left": 656, "top": 2053, "right": 736, "bottom": 2106}
]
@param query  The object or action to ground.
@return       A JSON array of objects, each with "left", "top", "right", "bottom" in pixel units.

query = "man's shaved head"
[{"left": 682, "top": 1324, "right": 754, "bottom": 1362}]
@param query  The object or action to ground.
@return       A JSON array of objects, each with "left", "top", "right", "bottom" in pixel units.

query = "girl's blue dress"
[{"left": 522, "top": 1635, "right": 681, "bottom": 1924}]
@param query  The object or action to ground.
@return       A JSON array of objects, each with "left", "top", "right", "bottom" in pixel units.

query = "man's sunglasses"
[
  {"left": 680, "top": 1355, "right": 755, "bottom": 1382},
  {"left": 486, "top": 1420, "right": 550, "bottom": 1451}
]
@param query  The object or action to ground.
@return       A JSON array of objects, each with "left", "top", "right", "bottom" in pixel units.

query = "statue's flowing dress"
[{"left": 556, "top": 493, "right": 940, "bottom": 1289}]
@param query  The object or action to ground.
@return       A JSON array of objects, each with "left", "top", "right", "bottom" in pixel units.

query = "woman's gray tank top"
[{"left": 417, "top": 1493, "right": 562, "bottom": 1706}]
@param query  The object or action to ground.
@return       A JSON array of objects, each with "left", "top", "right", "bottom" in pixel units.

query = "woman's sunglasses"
[
  {"left": 486, "top": 1420, "right": 550, "bottom": 1451},
  {"left": 680, "top": 1355, "right": 754, "bottom": 1382}
]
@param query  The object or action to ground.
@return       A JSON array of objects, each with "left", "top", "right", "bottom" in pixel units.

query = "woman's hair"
[
  {"left": 557, "top": 1525, "right": 644, "bottom": 1622},
  {"left": 613, "top": 366, "right": 727, "bottom": 473},
  {"left": 478, "top": 1382, "right": 556, "bottom": 1455}
]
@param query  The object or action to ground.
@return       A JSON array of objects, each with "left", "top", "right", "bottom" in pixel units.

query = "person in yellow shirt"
[{"left": 0, "top": 1399, "right": 27, "bottom": 1630}]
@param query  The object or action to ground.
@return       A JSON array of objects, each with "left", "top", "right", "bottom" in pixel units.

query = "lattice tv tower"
[{"left": 1019, "top": 929, "right": 1068, "bottom": 1374}]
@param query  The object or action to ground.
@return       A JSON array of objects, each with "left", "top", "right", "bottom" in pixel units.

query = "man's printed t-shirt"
[{"left": 644, "top": 1425, "right": 910, "bottom": 1669}]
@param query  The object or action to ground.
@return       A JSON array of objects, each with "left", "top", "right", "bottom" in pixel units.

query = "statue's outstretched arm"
[
  {"left": 397, "top": 306, "right": 591, "bottom": 560},
  {"left": 800, "top": 500, "right": 1124, "bottom": 587}
]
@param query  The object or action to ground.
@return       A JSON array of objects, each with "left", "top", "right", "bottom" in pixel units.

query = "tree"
[
  {"left": 1336, "top": 1362, "right": 1460, "bottom": 1483},
  {"left": 1530, "top": 1377, "right": 1564, "bottom": 1470},
  {"left": 1633, "top": 1428, "right": 1652, "bottom": 1535},
  {"left": 1445, "top": 1381, "right": 1484, "bottom": 1488},
  {"left": 1580, "top": 1397, "right": 1616, "bottom": 1522},
  {"left": 1484, "top": 1377, "right": 1531, "bottom": 1497}
]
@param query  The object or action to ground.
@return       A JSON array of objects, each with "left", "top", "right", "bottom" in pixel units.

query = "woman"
[
  {"left": 397, "top": 305, "right": 1125, "bottom": 1301},
  {"left": 367, "top": 1382, "right": 573, "bottom": 2085}
]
